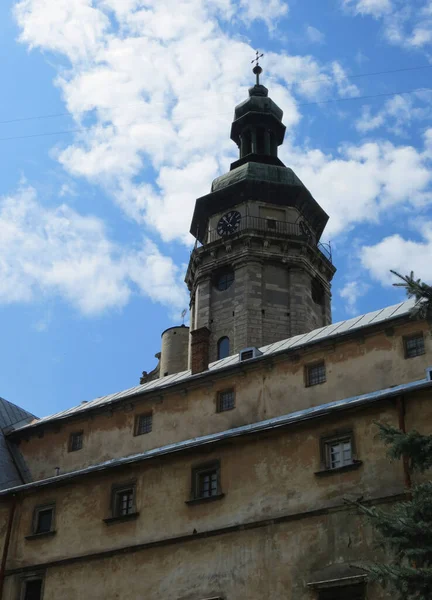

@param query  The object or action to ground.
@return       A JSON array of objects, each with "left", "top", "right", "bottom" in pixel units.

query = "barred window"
[
  {"left": 69, "top": 431, "right": 83, "bottom": 452},
  {"left": 113, "top": 487, "right": 135, "bottom": 517},
  {"left": 135, "top": 413, "right": 153, "bottom": 436},
  {"left": 217, "top": 389, "right": 235, "bottom": 412},
  {"left": 192, "top": 462, "right": 221, "bottom": 500},
  {"left": 404, "top": 333, "right": 425, "bottom": 358},
  {"left": 306, "top": 361, "right": 326, "bottom": 386}
]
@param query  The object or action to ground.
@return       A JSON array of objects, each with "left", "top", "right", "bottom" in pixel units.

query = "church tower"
[{"left": 186, "top": 61, "right": 336, "bottom": 364}]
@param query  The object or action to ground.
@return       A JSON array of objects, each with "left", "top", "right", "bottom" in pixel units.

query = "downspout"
[
  {"left": 396, "top": 395, "right": 412, "bottom": 491},
  {"left": 0, "top": 494, "right": 17, "bottom": 600}
]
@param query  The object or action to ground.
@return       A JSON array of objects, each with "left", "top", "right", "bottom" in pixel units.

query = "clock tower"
[{"left": 185, "top": 63, "right": 336, "bottom": 364}]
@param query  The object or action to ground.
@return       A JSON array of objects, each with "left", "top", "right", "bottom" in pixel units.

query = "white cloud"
[
  {"left": 305, "top": 25, "right": 325, "bottom": 44},
  {"left": 339, "top": 281, "right": 370, "bottom": 314},
  {"left": 284, "top": 130, "right": 432, "bottom": 238},
  {"left": 342, "top": 0, "right": 432, "bottom": 49},
  {"left": 0, "top": 185, "right": 187, "bottom": 315},
  {"left": 13, "top": 0, "right": 432, "bottom": 264},
  {"left": 342, "top": 0, "right": 392, "bottom": 18},
  {"left": 361, "top": 225, "right": 432, "bottom": 286},
  {"left": 355, "top": 93, "right": 432, "bottom": 135}
]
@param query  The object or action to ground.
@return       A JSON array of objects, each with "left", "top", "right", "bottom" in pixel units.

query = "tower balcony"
[{"left": 204, "top": 215, "right": 332, "bottom": 263}]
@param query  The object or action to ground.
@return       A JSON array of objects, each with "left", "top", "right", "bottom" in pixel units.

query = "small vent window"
[
  {"left": 217, "top": 389, "right": 235, "bottom": 412},
  {"left": 135, "top": 413, "right": 153, "bottom": 436},
  {"left": 215, "top": 269, "right": 234, "bottom": 291},
  {"left": 306, "top": 361, "right": 326, "bottom": 386},
  {"left": 69, "top": 431, "right": 83, "bottom": 452},
  {"left": 239, "top": 347, "right": 263, "bottom": 361}
]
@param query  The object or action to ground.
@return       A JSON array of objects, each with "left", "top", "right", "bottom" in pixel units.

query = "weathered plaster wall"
[
  {"left": 4, "top": 402, "right": 408, "bottom": 570},
  {"left": 3, "top": 515, "right": 388, "bottom": 600},
  {"left": 13, "top": 320, "right": 432, "bottom": 482}
]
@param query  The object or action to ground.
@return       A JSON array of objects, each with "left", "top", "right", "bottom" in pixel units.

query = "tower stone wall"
[{"left": 186, "top": 72, "right": 336, "bottom": 364}]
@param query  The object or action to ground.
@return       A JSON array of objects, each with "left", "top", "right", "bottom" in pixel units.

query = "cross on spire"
[{"left": 251, "top": 50, "right": 264, "bottom": 86}]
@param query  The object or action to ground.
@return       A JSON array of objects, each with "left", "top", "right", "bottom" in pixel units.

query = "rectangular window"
[
  {"left": 32, "top": 506, "right": 55, "bottom": 535},
  {"left": 192, "top": 462, "right": 221, "bottom": 500},
  {"left": 404, "top": 333, "right": 425, "bottom": 358},
  {"left": 22, "top": 578, "right": 44, "bottom": 600},
  {"left": 306, "top": 361, "right": 326, "bottom": 386},
  {"left": 68, "top": 431, "right": 83, "bottom": 452},
  {"left": 113, "top": 486, "right": 136, "bottom": 517},
  {"left": 135, "top": 413, "right": 153, "bottom": 436},
  {"left": 326, "top": 438, "right": 353, "bottom": 469},
  {"left": 217, "top": 389, "right": 235, "bottom": 412}
]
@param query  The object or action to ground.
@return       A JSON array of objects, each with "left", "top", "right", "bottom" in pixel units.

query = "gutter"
[{"left": 1, "top": 376, "right": 431, "bottom": 498}]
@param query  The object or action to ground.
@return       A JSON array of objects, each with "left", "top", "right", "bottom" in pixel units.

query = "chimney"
[{"left": 190, "top": 327, "right": 211, "bottom": 375}]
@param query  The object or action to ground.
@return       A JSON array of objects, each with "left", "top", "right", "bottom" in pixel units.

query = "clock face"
[{"left": 216, "top": 211, "right": 241, "bottom": 237}]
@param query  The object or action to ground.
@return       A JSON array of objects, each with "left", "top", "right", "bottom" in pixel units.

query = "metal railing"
[{"left": 205, "top": 216, "right": 332, "bottom": 262}]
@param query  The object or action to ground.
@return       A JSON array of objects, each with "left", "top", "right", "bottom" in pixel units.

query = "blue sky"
[{"left": 1, "top": 0, "right": 432, "bottom": 418}]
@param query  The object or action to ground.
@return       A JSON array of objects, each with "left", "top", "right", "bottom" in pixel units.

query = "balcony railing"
[{"left": 204, "top": 216, "right": 332, "bottom": 262}]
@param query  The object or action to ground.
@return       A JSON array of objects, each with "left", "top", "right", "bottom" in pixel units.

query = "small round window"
[{"left": 215, "top": 269, "right": 234, "bottom": 291}]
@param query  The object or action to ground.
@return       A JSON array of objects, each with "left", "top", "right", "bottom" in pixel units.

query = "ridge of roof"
[
  {"left": 10, "top": 298, "right": 418, "bottom": 434},
  {"left": 1, "top": 373, "right": 430, "bottom": 497}
]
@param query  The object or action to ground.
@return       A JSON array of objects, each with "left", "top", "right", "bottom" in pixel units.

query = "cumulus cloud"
[
  {"left": 342, "top": 0, "right": 432, "bottom": 49},
  {"left": 13, "top": 0, "right": 432, "bottom": 308},
  {"left": 355, "top": 92, "right": 432, "bottom": 135},
  {"left": 0, "top": 185, "right": 187, "bottom": 315},
  {"left": 342, "top": 0, "right": 392, "bottom": 18},
  {"left": 339, "top": 281, "right": 371, "bottom": 314},
  {"left": 360, "top": 225, "right": 432, "bottom": 286},
  {"left": 14, "top": 0, "right": 369, "bottom": 248},
  {"left": 283, "top": 130, "right": 432, "bottom": 238}
]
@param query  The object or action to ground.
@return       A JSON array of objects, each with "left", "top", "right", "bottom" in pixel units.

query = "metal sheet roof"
[
  {"left": 12, "top": 298, "right": 418, "bottom": 433},
  {"left": 0, "top": 398, "right": 36, "bottom": 490},
  {"left": 1, "top": 373, "right": 430, "bottom": 497}
]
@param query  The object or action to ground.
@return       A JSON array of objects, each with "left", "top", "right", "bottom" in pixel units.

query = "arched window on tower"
[{"left": 217, "top": 336, "right": 230, "bottom": 360}]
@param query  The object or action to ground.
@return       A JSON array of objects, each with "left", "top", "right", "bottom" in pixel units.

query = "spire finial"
[{"left": 251, "top": 50, "right": 264, "bottom": 86}]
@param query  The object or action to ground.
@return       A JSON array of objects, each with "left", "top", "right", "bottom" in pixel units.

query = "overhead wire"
[
  {"left": 0, "top": 63, "right": 431, "bottom": 128},
  {"left": 1, "top": 86, "right": 431, "bottom": 142}
]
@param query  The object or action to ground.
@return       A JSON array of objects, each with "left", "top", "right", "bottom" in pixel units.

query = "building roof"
[
  {"left": 1, "top": 373, "right": 431, "bottom": 497},
  {"left": 0, "top": 397, "right": 36, "bottom": 490},
  {"left": 9, "top": 298, "right": 419, "bottom": 436}
]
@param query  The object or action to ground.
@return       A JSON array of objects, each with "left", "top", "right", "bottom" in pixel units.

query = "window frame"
[
  {"left": 317, "top": 430, "right": 362, "bottom": 475},
  {"left": 217, "top": 336, "right": 230, "bottom": 360},
  {"left": 188, "top": 460, "right": 223, "bottom": 504},
  {"left": 305, "top": 361, "right": 326, "bottom": 387},
  {"left": 112, "top": 483, "right": 137, "bottom": 518},
  {"left": 103, "top": 481, "right": 139, "bottom": 523},
  {"left": 134, "top": 412, "right": 153, "bottom": 436},
  {"left": 68, "top": 430, "right": 83, "bottom": 452},
  {"left": 214, "top": 268, "right": 234, "bottom": 292},
  {"left": 216, "top": 388, "right": 236, "bottom": 413},
  {"left": 30, "top": 504, "right": 56, "bottom": 537},
  {"left": 20, "top": 573, "right": 45, "bottom": 600},
  {"left": 404, "top": 332, "right": 425, "bottom": 359}
]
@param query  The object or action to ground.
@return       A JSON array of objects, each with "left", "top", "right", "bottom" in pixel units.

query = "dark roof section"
[
  {"left": 1, "top": 374, "right": 430, "bottom": 497},
  {"left": 0, "top": 397, "right": 36, "bottom": 490},
  {"left": 190, "top": 162, "right": 329, "bottom": 243}
]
